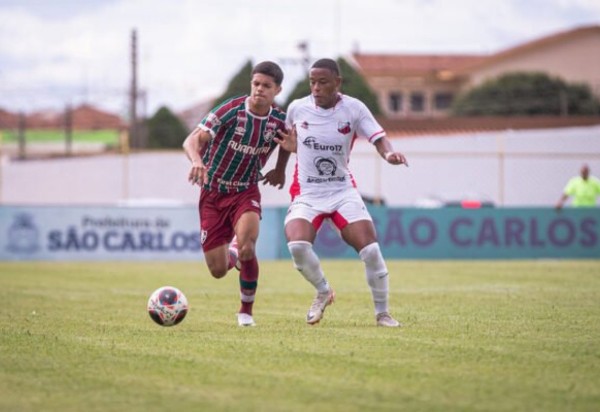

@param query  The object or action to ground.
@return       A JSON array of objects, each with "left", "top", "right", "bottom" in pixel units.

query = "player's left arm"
[
  {"left": 373, "top": 136, "right": 408, "bottom": 166},
  {"left": 357, "top": 100, "right": 408, "bottom": 167}
]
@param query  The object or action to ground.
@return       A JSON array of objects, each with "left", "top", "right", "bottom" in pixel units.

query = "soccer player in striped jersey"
[
  {"left": 275, "top": 58, "right": 408, "bottom": 327},
  {"left": 183, "top": 61, "right": 290, "bottom": 327}
]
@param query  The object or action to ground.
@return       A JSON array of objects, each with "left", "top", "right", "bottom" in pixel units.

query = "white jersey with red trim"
[{"left": 286, "top": 93, "right": 385, "bottom": 197}]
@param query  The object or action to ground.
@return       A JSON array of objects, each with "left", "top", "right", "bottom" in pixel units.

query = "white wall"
[{"left": 2, "top": 125, "right": 599, "bottom": 207}]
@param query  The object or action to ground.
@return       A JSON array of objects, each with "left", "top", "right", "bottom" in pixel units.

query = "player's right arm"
[{"left": 183, "top": 127, "right": 212, "bottom": 186}]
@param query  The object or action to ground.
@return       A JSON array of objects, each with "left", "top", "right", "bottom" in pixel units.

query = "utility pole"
[
  {"left": 64, "top": 104, "right": 72, "bottom": 156},
  {"left": 129, "top": 29, "right": 138, "bottom": 148},
  {"left": 18, "top": 112, "right": 26, "bottom": 160}
]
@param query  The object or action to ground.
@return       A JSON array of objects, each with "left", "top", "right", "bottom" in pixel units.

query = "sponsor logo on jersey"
[
  {"left": 303, "top": 136, "right": 317, "bottom": 147},
  {"left": 337, "top": 121, "right": 351, "bottom": 134},
  {"left": 234, "top": 111, "right": 247, "bottom": 135},
  {"left": 216, "top": 177, "right": 251, "bottom": 188},
  {"left": 306, "top": 176, "right": 347, "bottom": 183},
  {"left": 302, "top": 136, "right": 342, "bottom": 152},
  {"left": 227, "top": 140, "right": 272, "bottom": 156},
  {"left": 314, "top": 157, "right": 337, "bottom": 176}
]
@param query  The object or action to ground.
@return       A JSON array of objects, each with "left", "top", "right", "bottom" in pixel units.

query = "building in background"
[
  {"left": 177, "top": 98, "right": 215, "bottom": 132},
  {"left": 351, "top": 25, "right": 600, "bottom": 119},
  {"left": 2, "top": 25, "right": 598, "bottom": 148},
  {"left": 0, "top": 104, "right": 125, "bottom": 130}
]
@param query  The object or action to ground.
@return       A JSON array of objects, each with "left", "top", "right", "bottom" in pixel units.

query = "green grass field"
[
  {"left": 1, "top": 129, "right": 119, "bottom": 145},
  {"left": 1, "top": 260, "right": 599, "bottom": 412}
]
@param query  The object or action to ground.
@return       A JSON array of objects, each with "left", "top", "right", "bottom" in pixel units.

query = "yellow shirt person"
[{"left": 556, "top": 164, "right": 600, "bottom": 209}]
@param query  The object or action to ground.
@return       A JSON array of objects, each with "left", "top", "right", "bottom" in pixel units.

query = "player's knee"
[
  {"left": 238, "top": 242, "right": 256, "bottom": 262},
  {"left": 359, "top": 242, "right": 382, "bottom": 263},
  {"left": 359, "top": 242, "right": 387, "bottom": 274},
  {"left": 288, "top": 241, "right": 312, "bottom": 269},
  {"left": 207, "top": 265, "right": 227, "bottom": 279}
]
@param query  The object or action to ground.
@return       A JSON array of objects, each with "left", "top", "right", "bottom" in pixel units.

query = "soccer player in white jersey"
[{"left": 275, "top": 58, "right": 408, "bottom": 327}]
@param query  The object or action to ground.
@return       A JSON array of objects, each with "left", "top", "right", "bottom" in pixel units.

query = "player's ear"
[{"left": 275, "top": 85, "right": 282, "bottom": 96}]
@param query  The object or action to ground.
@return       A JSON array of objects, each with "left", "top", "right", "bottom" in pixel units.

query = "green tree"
[
  {"left": 283, "top": 77, "right": 310, "bottom": 109},
  {"left": 451, "top": 72, "right": 600, "bottom": 116},
  {"left": 283, "top": 57, "right": 381, "bottom": 115},
  {"left": 213, "top": 60, "right": 253, "bottom": 105},
  {"left": 146, "top": 106, "right": 189, "bottom": 149},
  {"left": 337, "top": 57, "right": 381, "bottom": 115}
]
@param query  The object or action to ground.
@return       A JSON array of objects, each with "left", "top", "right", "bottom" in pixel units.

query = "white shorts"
[{"left": 284, "top": 189, "right": 372, "bottom": 230}]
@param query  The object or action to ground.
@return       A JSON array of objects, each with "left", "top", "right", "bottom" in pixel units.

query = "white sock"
[
  {"left": 359, "top": 242, "right": 389, "bottom": 315},
  {"left": 288, "top": 241, "right": 330, "bottom": 293}
]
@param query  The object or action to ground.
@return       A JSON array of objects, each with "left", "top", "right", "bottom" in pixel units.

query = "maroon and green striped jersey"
[{"left": 198, "top": 96, "right": 286, "bottom": 193}]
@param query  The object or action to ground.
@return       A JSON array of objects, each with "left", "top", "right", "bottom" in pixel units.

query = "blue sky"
[{"left": 1, "top": 0, "right": 599, "bottom": 116}]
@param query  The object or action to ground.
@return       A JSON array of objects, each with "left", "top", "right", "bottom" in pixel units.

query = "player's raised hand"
[{"left": 274, "top": 126, "right": 297, "bottom": 153}]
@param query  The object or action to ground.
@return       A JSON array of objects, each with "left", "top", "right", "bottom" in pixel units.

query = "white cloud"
[{"left": 0, "top": 0, "right": 599, "bottom": 114}]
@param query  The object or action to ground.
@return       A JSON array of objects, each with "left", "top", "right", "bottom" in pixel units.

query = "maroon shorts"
[{"left": 198, "top": 185, "right": 261, "bottom": 252}]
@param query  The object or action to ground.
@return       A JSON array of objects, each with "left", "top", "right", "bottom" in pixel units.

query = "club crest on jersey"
[
  {"left": 263, "top": 128, "right": 276, "bottom": 142},
  {"left": 337, "top": 121, "right": 351, "bottom": 134},
  {"left": 300, "top": 121, "right": 309, "bottom": 129}
]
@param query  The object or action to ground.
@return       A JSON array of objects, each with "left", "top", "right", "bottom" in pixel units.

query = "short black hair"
[
  {"left": 311, "top": 58, "right": 340, "bottom": 76},
  {"left": 252, "top": 61, "right": 284, "bottom": 86}
]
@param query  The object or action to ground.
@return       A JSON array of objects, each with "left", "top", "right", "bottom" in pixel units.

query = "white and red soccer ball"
[{"left": 147, "top": 286, "right": 189, "bottom": 326}]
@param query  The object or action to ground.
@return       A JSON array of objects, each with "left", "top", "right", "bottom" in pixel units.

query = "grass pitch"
[
  {"left": 1, "top": 260, "right": 599, "bottom": 412},
  {"left": 1, "top": 128, "right": 119, "bottom": 145}
]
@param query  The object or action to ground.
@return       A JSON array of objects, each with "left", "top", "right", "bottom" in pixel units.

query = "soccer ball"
[{"left": 147, "top": 286, "right": 189, "bottom": 326}]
